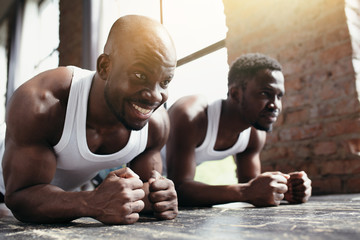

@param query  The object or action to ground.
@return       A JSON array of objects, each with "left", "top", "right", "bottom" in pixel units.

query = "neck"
[
  {"left": 87, "top": 74, "right": 128, "bottom": 131},
  {"left": 221, "top": 98, "right": 251, "bottom": 133}
]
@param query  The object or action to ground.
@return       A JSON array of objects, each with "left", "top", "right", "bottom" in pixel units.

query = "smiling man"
[
  {"left": 164, "top": 53, "right": 312, "bottom": 207},
  {"left": 0, "top": 15, "right": 178, "bottom": 224}
]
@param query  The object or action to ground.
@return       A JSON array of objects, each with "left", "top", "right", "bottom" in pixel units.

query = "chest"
[
  {"left": 214, "top": 129, "right": 240, "bottom": 151},
  {"left": 85, "top": 126, "right": 131, "bottom": 155}
]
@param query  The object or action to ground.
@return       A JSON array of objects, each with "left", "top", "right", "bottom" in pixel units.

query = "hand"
[
  {"left": 284, "top": 171, "right": 312, "bottom": 204},
  {"left": 91, "top": 167, "right": 145, "bottom": 225},
  {"left": 148, "top": 170, "right": 178, "bottom": 220},
  {"left": 244, "top": 172, "right": 289, "bottom": 207}
]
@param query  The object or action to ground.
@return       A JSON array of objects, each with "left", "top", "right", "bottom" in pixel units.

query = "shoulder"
[
  {"left": 168, "top": 95, "right": 208, "bottom": 127},
  {"left": 167, "top": 95, "right": 209, "bottom": 147},
  {"left": 246, "top": 127, "right": 267, "bottom": 152},
  {"left": 6, "top": 67, "right": 74, "bottom": 144},
  {"left": 147, "top": 106, "right": 170, "bottom": 149}
]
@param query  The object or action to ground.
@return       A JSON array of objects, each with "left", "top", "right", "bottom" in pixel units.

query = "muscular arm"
[
  {"left": 167, "top": 96, "right": 288, "bottom": 207},
  {"left": 166, "top": 96, "right": 244, "bottom": 207},
  {"left": 3, "top": 69, "right": 91, "bottom": 222},
  {"left": 3, "top": 68, "right": 144, "bottom": 224},
  {"left": 235, "top": 127, "right": 264, "bottom": 183},
  {"left": 129, "top": 107, "right": 177, "bottom": 220}
]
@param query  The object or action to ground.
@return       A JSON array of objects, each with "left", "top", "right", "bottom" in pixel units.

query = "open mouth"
[{"left": 132, "top": 103, "right": 153, "bottom": 115}]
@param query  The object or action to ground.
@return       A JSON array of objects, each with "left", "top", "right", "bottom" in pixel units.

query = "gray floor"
[{"left": 1, "top": 194, "right": 360, "bottom": 240}]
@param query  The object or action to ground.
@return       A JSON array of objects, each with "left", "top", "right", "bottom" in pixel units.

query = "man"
[
  {"left": 0, "top": 15, "right": 178, "bottom": 224},
  {"left": 164, "top": 53, "right": 312, "bottom": 207}
]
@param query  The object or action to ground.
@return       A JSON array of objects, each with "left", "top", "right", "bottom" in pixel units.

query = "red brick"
[
  {"left": 265, "top": 131, "right": 279, "bottom": 144},
  {"left": 321, "top": 159, "right": 360, "bottom": 175},
  {"left": 298, "top": 35, "right": 325, "bottom": 54},
  {"left": 261, "top": 147, "right": 288, "bottom": 162},
  {"left": 299, "top": 162, "right": 319, "bottom": 177},
  {"left": 314, "top": 141, "right": 337, "bottom": 156},
  {"left": 284, "top": 77, "right": 303, "bottom": 92},
  {"left": 325, "top": 119, "right": 360, "bottom": 137},
  {"left": 335, "top": 97, "right": 360, "bottom": 115},
  {"left": 345, "top": 175, "right": 360, "bottom": 192},
  {"left": 321, "top": 160, "right": 346, "bottom": 175},
  {"left": 279, "top": 124, "right": 322, "bottom": 141},
  {"left": 223, "top": 0, "right": 358, "bottom": 195},
  {"left": 312, "top": 176, "right": 342, "bottom": 194},
  {"left": 282, "top": 93, "right": 309, "bottom": 109},
  {"left": 261, "top": 164, "right": 276, "bottom": 173},
  {"left": 274, "top": 163, "right": 296, "bottom": 174},
  {"left": 288, "top": 145, "right": 311, "bottom": 159},
  {"left": 285, "top": 109, "right": 308, "bottom": 125},
  {"left": 325, "top": 25, "right": 351, "bottom": 44},
  {"left": 319, "top": 42, "right": 353, "bottom": 64},
  {"left": 331, "top": 57, "right": 356, "bottom": 78}
]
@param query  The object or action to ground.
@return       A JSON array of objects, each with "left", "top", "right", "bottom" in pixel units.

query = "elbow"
[{"left": 4, "top": 192, "right": 28, "bottom": 222}]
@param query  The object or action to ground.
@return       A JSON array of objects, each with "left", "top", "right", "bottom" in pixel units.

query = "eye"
[
  {"left": 135, "top": 73, "right": 147, "bottom": 80},
  {"left": 161, "top": 79, "right": 171, "bottom": 88},
  {"left": 260, "top": 91, "right": 270, "bottom": 97}
]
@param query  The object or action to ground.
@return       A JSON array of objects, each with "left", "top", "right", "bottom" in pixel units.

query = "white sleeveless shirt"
[
  {"left": 0, "top": 67, "right": 148, "bottom": 194},
  {"left": 161, "top": 99, "right": 251, "bottom": 174},
  {"left": 194, "top": 99, "right": 251, "bottom": 165},
  {"left": 51, "top": 66, "right": 148, "bottom": 191}
]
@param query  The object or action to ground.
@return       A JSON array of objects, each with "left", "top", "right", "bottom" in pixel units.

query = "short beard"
[
  {"left": 253, "top": 122, "right": 272, "bottom": 132},
  {"left": 104, "top": 86, "right": 143, "bottom": 131}
]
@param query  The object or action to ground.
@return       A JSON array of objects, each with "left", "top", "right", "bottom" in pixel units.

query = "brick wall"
[
  {"left": 223, "top": 0, "right": 360, "bottom": 194},
  {"left": 58, "top": 0, "right": 83, "bottom": 67}
]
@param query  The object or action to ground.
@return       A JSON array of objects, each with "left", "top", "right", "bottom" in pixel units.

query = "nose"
[
  {"left": 141, "top": 83, "right": 167, "bottom": 104},
  {"left": 268, "top": 97, "right": 282, "bottom": 112}
]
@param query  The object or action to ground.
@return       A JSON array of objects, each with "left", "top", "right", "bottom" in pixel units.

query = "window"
[
  {"left": 96, "top": 0, "right": 228, "bottom": 106},
  {"left": 12, "top": 0, "right": 59, "bottom": 90},
  {"left": 34, "top": 0, "right": 60, "bottom": 75},
  {"left": 0, "top": 20, "right": 8, "bottom": 123}
]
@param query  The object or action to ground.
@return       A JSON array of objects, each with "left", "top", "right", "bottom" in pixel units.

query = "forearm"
[
  {"left": 5, "top": 184, "right": 96, "bottom": 223},
  {"left": 176, "top": 180, "right": 248, "bottom": 207}
]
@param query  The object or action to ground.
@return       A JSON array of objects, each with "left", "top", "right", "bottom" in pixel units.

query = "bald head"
[{"left": 104, "top": 15, "right": 176, "bottom": 58}]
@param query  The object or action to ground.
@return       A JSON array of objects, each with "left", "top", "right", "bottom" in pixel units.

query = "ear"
[
  {"left": 229, "top": 85, "right": 242, "bottom": 103},
  {"left": 97, "top": 54, "right": 111, "bottom": 80}
]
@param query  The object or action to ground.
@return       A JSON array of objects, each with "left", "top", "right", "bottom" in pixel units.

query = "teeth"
[{"left": 132, "top": 104, "right": 152, "bottom": 115}]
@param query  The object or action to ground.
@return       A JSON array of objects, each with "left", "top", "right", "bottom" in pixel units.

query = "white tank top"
[
  {"left": 194, "top": 99, "right": 251, "bottom": 165},
  {"left": 161, "top": 99, "right": 251, "bottom": 175},
  {"left": 51, "top": 66, "right": 148, "bottom": 191}
]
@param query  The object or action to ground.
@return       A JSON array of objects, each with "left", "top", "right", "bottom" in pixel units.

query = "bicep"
[{"left": 3, "top": 138, "right": 57, "bottom": 195}]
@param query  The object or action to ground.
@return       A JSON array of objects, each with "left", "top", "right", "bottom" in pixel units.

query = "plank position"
[
  {"left": 0, "top": 15, "right": 178, "bottom": 224},
  {"left": 164, "top": 53, "right": 312, "bottom": 207}
]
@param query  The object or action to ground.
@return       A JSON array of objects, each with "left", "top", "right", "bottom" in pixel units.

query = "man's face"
[
  {"left": 240, "top": 69, "right": 285, "bottom": 132},
  {"left": 104, "top": 38, "right": 176, "bottom": 131}
]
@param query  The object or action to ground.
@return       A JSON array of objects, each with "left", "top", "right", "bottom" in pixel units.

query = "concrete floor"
[{"left": 0, "top": 194, "right": 360, "bottom": 240}]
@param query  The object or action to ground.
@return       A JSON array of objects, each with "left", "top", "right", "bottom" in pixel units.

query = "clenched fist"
[
  {"left": 244, "top": 172, "right": 289, "bottom": 207},
  {"left": 284, "top": 171, "right": 312, "bottom": 204},
  {"left": 148, "top": 170, "right": 178, "bottom": 220},
  {"left": 91, "top": 168, "right": 145, "bottom": 225}
]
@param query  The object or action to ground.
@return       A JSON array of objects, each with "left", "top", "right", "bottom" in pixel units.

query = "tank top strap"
[{"left": 54, "top": 66, "right": 94, "bottom": 152}]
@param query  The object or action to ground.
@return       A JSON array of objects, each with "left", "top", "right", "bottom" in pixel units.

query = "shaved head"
[
  {"left": 104, "top": 15, "right": 176, "bottom": 59},
  {"left": 97, "top": 15, "right": 177, "bottom": 131}
]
